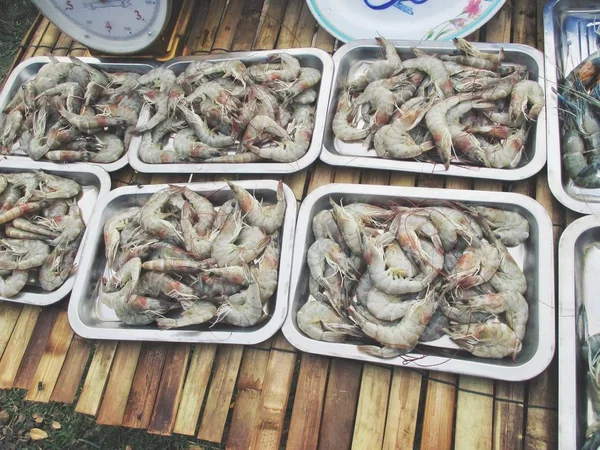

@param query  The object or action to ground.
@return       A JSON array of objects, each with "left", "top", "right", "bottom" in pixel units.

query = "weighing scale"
[{"left": 31, "top": 0, "right": 195, "bottom": 60}]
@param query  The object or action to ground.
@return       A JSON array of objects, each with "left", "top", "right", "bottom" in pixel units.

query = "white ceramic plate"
[{"left": 306, "top": 0, "right": 507, "bottom": 42}]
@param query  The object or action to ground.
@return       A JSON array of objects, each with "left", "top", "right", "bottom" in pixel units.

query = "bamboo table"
[{"left": 0, "top": 1, "right": 560, "bottom": 449}]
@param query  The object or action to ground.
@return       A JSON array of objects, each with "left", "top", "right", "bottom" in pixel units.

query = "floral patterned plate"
[{"left": 306, "top": 0, "right": 506, "bottom": 42}]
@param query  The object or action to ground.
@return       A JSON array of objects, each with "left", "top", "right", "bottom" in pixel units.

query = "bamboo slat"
[
  {"left": 254, "top": 0, "right": 289, "bottom": 50},
  {"left": 194, "top": 0, "right": 228, "bottom": 53},
  {"left": 121, "top": 343, "right": 168, "bottom": 429},
  {"left": 484, "top": 1, "right": 512, "bottom": 43},
  {"left": 524, "top": 361, "right": 558, "bottom": 450},
  {"left": 96, "top": 341, "right": 143, "bottom": 426},
  {"left": 231, "top": 0, "right": 265, "bottom": 51},
  {"left": 75, "top": 341, "right": 118, "bottom": 416},
  {"left": 147, "top": 343, "right": 191, "bottom": 436},
  {"left": 318, "top": 359, "right": 362, "bottom": 450},
  {"left": 512, "top": 0, "right": 537, "bottom": 48},
  {"left": 50, "top": 335, "right": 92, "bottom": 403},
  {"left": 248, "top": 350, "right": 296, "bottom": 450},
  {"left": 173, "top": 344, "right": 218, "bottom": 436},
  {"left": 181, "top": 0, "right": 212, "bottom": 55},
  {"left": 32, "top": 23, "right": 62, "bottom": 57},
  {"left": 454, "top": 376, "right": 494, "bottom": 450},
  {"left": 226, "top": 348, "right": 271, "bottom": 450},
  {"left": 212, "top": 0, "right": 246, "bottom": 52},
  {"left": 0, "top": 306, "right": 41, "bottom": 389},
  {"left": 25, "top": 309, "right": 74, "bottom": 402},
  {"left": 287, "top": 354, "right": 329, "bottom": 450},
  {"left": 382, "top": 368, "right": 422, "bottom": 450},
  {"left": 13, "top": 306, "right": 60, "bottom": 389},
  {"left": 494, "top": 382, "right": 526, "bottom": 449},
  {"left": 351, "top": 364, "right": 392, "bottom": 450},
  {"left": 22, "top": 17, "right": 50, "bottom": 59},
  {"left": 197, "top": 345, "right": 244, "bottom": 442},
  {"left": 52, "top": 33, "right": 74, "bottom": 56},
  {"left": 420, "top": 372, "right": 457, "bottom": 450},
  {"left": 0, "top": 303, "right": 22, "bottom": 359}
]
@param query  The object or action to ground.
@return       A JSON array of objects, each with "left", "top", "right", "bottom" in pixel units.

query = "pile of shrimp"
[
  {"left": 1, "top": 56, "right": 145, "bottom": 163},
  {"left": 297, "top": 200, "right": 531, "bottom": 360},
  {"left": 98, "top": 181, "right": 285, "bottom": 329},
  {"left": 0, "top": 171, "right": 85, "bottom": 297},
  {"left": 556, "top": 51, "right": 600, "bottom": 188},
  {"left": 580, "top": 306, "right": 600, "bottom": 450},
  {"left": 136, "top": 54, "right": 321, "bottom": 164},
  {"left": 333, "top": 37, "right": 544, "bottom": 169}
]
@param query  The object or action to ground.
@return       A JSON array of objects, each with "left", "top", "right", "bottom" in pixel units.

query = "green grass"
[
  {"left": 0, "top": 390, "right": 197, "bottom": 449},
  {"left": 0, "top": 0, "right": 38, "bottom": 82}
]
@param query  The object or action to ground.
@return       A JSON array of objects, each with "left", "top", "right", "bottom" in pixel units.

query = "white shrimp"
[
  {"left": 297, "top": 295, "right": 351, "bottom": 343},
  {"left": 228, "top": 180, "right": 286, "bottom": 235},
  {"left": 445, "top": 321, "right": 522, "bottom": 360}
]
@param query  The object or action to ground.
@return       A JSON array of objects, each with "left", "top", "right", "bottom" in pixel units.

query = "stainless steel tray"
[
  {"left": 544, "top": 0, "right": 600, "bottom": 215},
  {"left": 282, "top": 184, "right": 555, "bottom": 381},
  {"left": 0, "top": 56, "right": 159, "bottom": 173},
  {"left": 128, "top": 49, "right": 334, "bottom": 174},
  {"left": 558, "top": 215, "right": 600, "bottom": 450},
  {"left": 0, "top": 160, "right": 111, "bottom": 305},
  {"left": 320, "top": 40, "right": 547, "bottom": 181},
  {"left": 68, "top": 180, "right": 296, "bottom": 345}
]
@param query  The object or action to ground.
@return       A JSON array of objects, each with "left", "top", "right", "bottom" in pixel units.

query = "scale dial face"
[{"left": 32, "top": 0, "right": 171, "bottom": 54}]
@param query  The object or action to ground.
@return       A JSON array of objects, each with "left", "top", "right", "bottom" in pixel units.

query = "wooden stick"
[
  {"left": 286, "top": 354, "right": 329, "bottom": 450},
  {"left": 13, "top": 306, "right": 60, "bottom": 389},
  {"left": 96, "top": 341, "right": 142, "bottom": 426},
  {"left": 173, "top": 344, "right": 218, "bottom": 436},
  {"left": 75, "top": 341, "right": 118, "bottom": 416},
  {"left": 226, "top": 348, "right": 270, "bottom": 450},
  {"left": 0, "top": 303, "right": 22, "bottom": 360},
  {"left": 148, "top": 343, "right": 191, "bottom": 436},
  {"left": 121, "top": 343, "right": 168, "bottom": 429},
  {"left": 318, "top": 359, "right": 362, "bottom": 450},
  {"left": 383, "top": 368, "right": 422, "bottom": 450},
  {"left": 0, "top": 305, "right": 44, "bottom": 389},
  {"left": 195, "top": 0, "right": 228, "bottom": 53},
  {"left": 231, "top": 0, "right": 265, "bottom": 51},
  {"left": 25, "top": 309, "right": 74, "bottom": 402},
  {"left": 351, "top": 364, "right": 392, "bottom": 450},
  {"left": 249, "top": 350, "right": 296, "bottom": 450},
  {"left": 212, "top": 0, "right": 246, "bottom": 52},
  {"left": 197, "top": 345, "right": 244, "bottom": 442},
  {"left": 50, "top": 335, "right": 92, "bottom": 403},
  {"left": 254, "top": 0, "right": 289, "bottom": 50},
  {"left": 494, "top": 382, "right": 525, "bottom": 449},
  {"left": 454, "top": 376, "right": 494, "bottom": 450},
  {"left": 420, "top": 372, "right": 457, "bottom": 450}
]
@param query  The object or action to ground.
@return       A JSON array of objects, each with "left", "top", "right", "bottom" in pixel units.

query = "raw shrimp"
[
  {"left": 467, "top": 206, "right": 529, "bottom": 247},
  {"left": 0, "top": 239, "right": 51, "bottom": 270},
  {"left": 447, "top": 239, "right": 501, "bottom": 289},
  {"left": 297, "top": 295, "right": 351, "bottom": 342},
  {"left": 425, "top": 95, "right": 469, "bottom": 169},
  {"left": 349, "top": 37, "right": 402, "bottom": 90},
  {"left": 361, "top": 233, "right": 426, "bottom": 295},
  {"left": 137, "top": 272, "right": 198, "bottom": 302},
  {"left": 216, "top": 274, "right": 263, "bottom": 327},
  {"left": 355, "top": 85, "right": 396, "bottom": 134},
  {"left": 228, "top": 180, "right": 286, "bottom": 235},
  {"left": 402, "top": 55, "right": 454, "bottom": 97},
  {"left": 39, "top": 245, "right": 76, "bottom": 291},
  {"left": 252, "top": 231, "right": 280, "bottom": 302},
  {"left": 178, "top": 104, "right": 235, "bottom": 148},
  {"left": 312, "top": 209, "right": 350, "bottom": 254},
  {"left": 103, "top": 207, "right": 141, "bottom": 267},
  {"left": 156, "top": 301, "right": 217, "bottom": 329},
  {"left": 138, "top": 132, "right": 184, "bottom": 163},
  {"left": 0, "top": 270, "right": 28, "bottom": 298},
  {"left": 307, "top": 238, "right": 359, "bottom": 290},
  {"left": 139, "top": 185, "right": 185, "bottom": 244},
  {"left": 445, "top": 321, "right": 522, "bottom": 359},
  {"left": 482, "top": 126, "right": 529, "bottom": 169},
  {"left": 489, "top": 247, "right": 527, "bottom": 294},
  {"left": 332, "top": 91, "right": 370, "bottom": 141},
  {"left": 350, "top": 287, "right": 438, "bottom": 355},
  {"left": 173, "top": 128, "right": 222, "bottom": 160},
  {"left": 453, "top": 38, "right": 505, "bottom": 65},
  {"left": 391, "top": 208, "right": 444, "bottom": 257},
  {"left": 249, "top": 53, "right": 301, "bottom": 82},
  {"left": 142, "top": 258, "right": 206, "bottom": 273},
  {"left": 330, "top": 200, "right": 363, "bottom": 256},
  {"left": 365, "top": 287, "right": 418, "bottom": 321},
  {"left": 0, "top": 201, "right": 46, "bottom": 225},
  {"left": 508, "top": 80, "right": 544, "bottom": 126}
]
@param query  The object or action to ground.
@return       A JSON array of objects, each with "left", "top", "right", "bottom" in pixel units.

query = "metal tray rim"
[
  {"left": 127, "top": 48, "right": 334, "bottom": 174},
  {"left": 68, "top": 179, "right": 296, "bottom": 345},
  {"left": 0, "top": 56, "right": 160, "bottom": 173},
  {"left": 282, "top": 183, "right": 555, "bottom": 381},
  {"left": 542, "top": 0, "right": 600, "bottom": 215},
  {"left": 557, "top": 214, "right": 600, "bottom": 450},
  {"left": 0, "top": 159, "right": 111, "bottom": 305},
  {"left": 320, "top": 40, "right": 547, "bottom": 182}
]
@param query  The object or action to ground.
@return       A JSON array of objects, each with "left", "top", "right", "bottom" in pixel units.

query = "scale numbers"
[{"left": 49, "top": 0, "right": 160, "bottom": 40}]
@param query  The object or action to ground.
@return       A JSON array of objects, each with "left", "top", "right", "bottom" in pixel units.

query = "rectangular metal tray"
[
  {"left": 0, "top": 160, "right": 111, "bottom": 305},
  {"left": 0, "top": 56, "right": 159, "bottom": 173},
  {"left": 320, "top": 40, "right": 547, "bottom": 181},
  {"left": 558, "top": 215, "right": 600, "bottom": 450},
  {"left": 282, "top": 184, "right": 555, "bottom": 381},
  {"left": 544, "top": 0, "right": 600, "bottom": 215},
  {"left": 68, "top": 180, "right": 296, "bottom": 345},
  {"left": 128, "top": 48, "right": 334, "bottom": 174}
]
